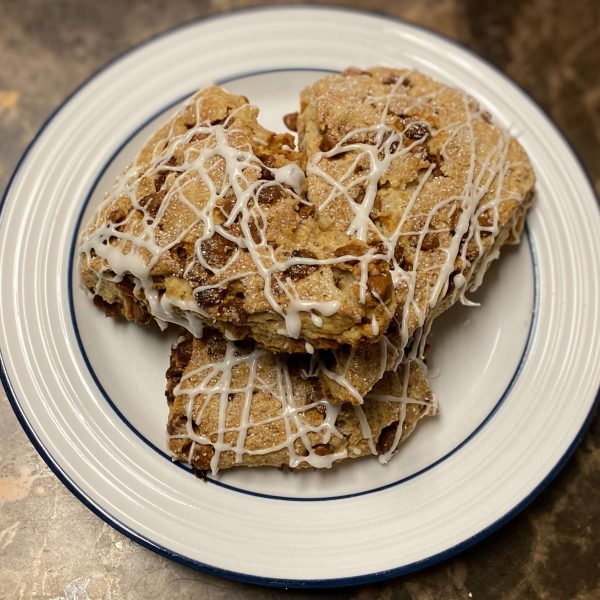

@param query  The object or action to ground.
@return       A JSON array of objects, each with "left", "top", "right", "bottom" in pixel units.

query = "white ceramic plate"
[{"left": 1, "top": 7, "right": 599, "bottom": 587}]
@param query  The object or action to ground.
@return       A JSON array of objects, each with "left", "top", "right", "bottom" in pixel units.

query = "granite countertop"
[{"left": 1, "top": 1, "right": 599, "bottom": 598}]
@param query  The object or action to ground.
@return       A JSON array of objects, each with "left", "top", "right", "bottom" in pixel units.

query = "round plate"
[{"left": 1, "top": 6, "right": 599, "bottom": 588}]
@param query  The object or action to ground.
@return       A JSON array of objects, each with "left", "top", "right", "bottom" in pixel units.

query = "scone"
[
  {"left": 79, "top": 86, "right": 397, "bottom": 352},
  {"left": 166, "top": 329, "right": 437, "bottom": 474},
  {"left": 297, "top": 67, "right": 535, "bottom": 403}
]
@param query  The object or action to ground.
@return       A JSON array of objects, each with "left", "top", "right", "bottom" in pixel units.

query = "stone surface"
[{"left": 0, "top": 0, "right": 599, "bottom": 598}]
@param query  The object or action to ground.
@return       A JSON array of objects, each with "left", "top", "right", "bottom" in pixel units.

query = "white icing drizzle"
[
  {"left": 170, "top": 337, "right": 434, "bottom": 474},
  {"left": 378, "top": 335, "right": 399, "bottom": 379},
  {"left": 371, "top": 314, "right": 379, "bottom": 336},
  {"left": 310, "top": 313, "right": 323, "bottom": 327},
  {"left": 307, "top": 71, "right": 528, "bottom": 358},
  {"left": 305, "top": 342, "right": 314, "bottom": 354},
  {"left": 353, "top": 404, "right": 378, "bottom": 455},
  {"left": 274, "top": 163, "right": 305, "bottom": 194}
]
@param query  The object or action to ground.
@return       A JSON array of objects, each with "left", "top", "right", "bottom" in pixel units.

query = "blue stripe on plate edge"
[{"left": 0, "top": 5, "right": 599, "bottom": 589}]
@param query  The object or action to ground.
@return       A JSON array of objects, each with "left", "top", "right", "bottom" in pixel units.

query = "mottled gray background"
[{"left": 1, "top": 1, "right": 599, "bottom": 598}]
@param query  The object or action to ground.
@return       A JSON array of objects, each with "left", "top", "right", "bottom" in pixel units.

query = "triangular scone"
[
  {"left": 80, "top": 86, "right": 397, "bottom": 352},
  {"left": 297, "top": 67, "right": 535, "bottom": 404},
  {"left": 166, "top": 329, "right": 437, "bottom": 474}
]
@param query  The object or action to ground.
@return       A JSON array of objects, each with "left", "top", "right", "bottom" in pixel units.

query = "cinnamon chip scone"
[
  {"left": 166, "top": 329, "right": 437, "bottom": 474},
  {"left": 79, "top": 86, "right": 397, "bottom": 352},
  {"left": 297, "top": 67, "right": 535, "bottom": 403}
]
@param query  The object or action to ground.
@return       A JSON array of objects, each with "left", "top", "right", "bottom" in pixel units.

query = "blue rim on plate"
[{"left": 1, "top": 5, "right": 599, "bottom": 588}]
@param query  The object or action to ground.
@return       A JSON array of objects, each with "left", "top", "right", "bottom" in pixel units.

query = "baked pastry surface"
[
  {"left": 298, "top": 67, "right": 535, "bottom": 403},
  {"left": 166, "top": 329, "right": 437, "bottom": 474}
]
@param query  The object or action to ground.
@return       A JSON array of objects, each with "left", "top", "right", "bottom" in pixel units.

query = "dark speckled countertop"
[{"left": 1, "top": 1, "right": 599, "bottom": 598}]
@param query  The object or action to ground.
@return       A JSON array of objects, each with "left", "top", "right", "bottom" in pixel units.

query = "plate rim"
[
  {"left": 2, "top": 360, "right": 598, "bottom": 589},
  {"left": 1, "top": 4, "right": 599, "bottom": 589}
]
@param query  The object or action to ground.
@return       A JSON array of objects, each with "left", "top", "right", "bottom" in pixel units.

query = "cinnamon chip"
[
  {"left": 478, "top": 211, "right": 494, "bottom": 227},
  {"left": 217, "top": 295, "right": 248, "bottom": 325},
  {"left": 200, "top": 233, "right": 237, "bottom": 269},
  {"left": 333, "top": 241, "right": 368, "bottom": 265},
  {"left": 195, "top": 287, "right": 226, "bottom": 307},
  {"left": 367, "top": 273, "right": 392, "bottom": 302},
  {"left": 421, "top": 233, "right": 440, "bottom": 251},
  {"left": 394, "top": 243, "right": 404, "bottom": 265},
  {"left": 285, "top": 249, "right": 318, "bottom": 281},
  {"left": 313, "top": 444, "right": 334, "bottom": 456},
  {"left": 404, "top": 122, "right": 430, "bottom": 140},
  {"left": 283, "top": 112, "right": 298, "bottom": 132},
  {"left": 191, "top": 445, "right": 215, "bottom": 471},
  {"left": 139, "top": 191, "right": 166, "bottom": 219},
  {"left": 258, "top": 184, "right": 284, "bottom": 205},
  {"left": 296, "top": 203, "right": 315, "bottom": 222},
  {"left": 320, "top": 133, "right": 337, "bottom": 152}
]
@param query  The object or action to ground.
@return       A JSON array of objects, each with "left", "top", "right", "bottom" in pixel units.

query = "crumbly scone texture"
[
  {"left": 298, "top": 67, "right": 536, "bottom": 403},
  {"left": 80, "top": 86, "right": 397, "bottom": 353},
  {"left": 317, "top": 193, "right": 533, "bottom": 404},
  {"left": 166, "top": 329, "right": 437, "bottom": 473}
]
